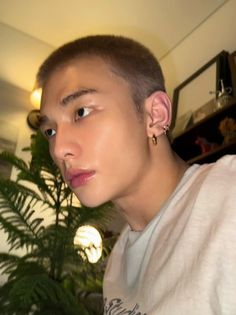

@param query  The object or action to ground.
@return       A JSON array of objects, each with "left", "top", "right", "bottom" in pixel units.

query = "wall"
[
  {"left": 0, "top": 79, "right": 33, "bottom": 158},
  {"left": 160, "top": 0, "right": 236, "bottom": 100}
]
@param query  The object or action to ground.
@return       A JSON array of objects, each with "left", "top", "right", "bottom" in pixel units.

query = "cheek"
[{"left": 90, "top": 118, "right": 147, "bottom": 172}]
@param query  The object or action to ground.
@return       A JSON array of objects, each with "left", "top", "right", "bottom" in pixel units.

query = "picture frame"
[
  {"left": 192, "top": 98, "right": 216, "bottom": 124},
  {"left": 228, "top": 51, "right": 236, "bottom": 97},
  {"left": 171, "top": 110, "right": 193, "bottom": 138},
  {"left": 171, "top": 51, "right": 233, "bottom": 132}
]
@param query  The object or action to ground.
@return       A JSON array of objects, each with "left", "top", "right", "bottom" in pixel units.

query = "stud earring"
[
  {"left": 163, "top": 124, "right": 170, "bottom": 134},
  {"left": 152, "top": 134, "right": 158, "bottom": 145}
]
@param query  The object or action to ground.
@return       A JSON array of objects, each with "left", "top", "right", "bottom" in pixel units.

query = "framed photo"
[
  {"left": 171, "top": 51, "right": 233, "bottom": 130},
  {"left": 192, "top": 99, "right": 216, "bottom": 124},
  {"left": 229, "top": 51, "right": 236, "bottom": 97},
  {"left": 0, "top": 120, "right": 18, "bottom": 179}
]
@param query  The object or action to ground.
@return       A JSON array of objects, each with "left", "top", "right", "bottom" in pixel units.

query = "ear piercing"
[
  {"left": 152, "top": 134, "right": 158, "bottom": 145},
  {"left": 150, "top": 124, "right": 169, "bottom": 146},
  {"left": 163, "top": 124, "right": 170, "bottom": 134}
]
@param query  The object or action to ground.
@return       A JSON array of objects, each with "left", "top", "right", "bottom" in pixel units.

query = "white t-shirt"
[{"left": 103, "top": 155, "right": 236, "bottom": 315}]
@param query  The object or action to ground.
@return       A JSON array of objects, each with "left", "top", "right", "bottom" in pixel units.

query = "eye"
[
  {"left": 75, "top": 107, "right": 92, "bottom": 120},
  {"left": 44, "top": 128, "right": 56, "bottom": 139}
]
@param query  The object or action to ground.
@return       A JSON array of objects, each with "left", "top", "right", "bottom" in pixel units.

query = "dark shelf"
[
  {"left": 187, "top": 139, "right": 236, "bottom": 164},
  {"left": 171, "top": 99, "right": 236, "bottom": 164}
]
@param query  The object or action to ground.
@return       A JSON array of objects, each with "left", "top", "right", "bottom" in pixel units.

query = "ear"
[{"left": 145, "top": 91, "right": 172, "bottom": 137}]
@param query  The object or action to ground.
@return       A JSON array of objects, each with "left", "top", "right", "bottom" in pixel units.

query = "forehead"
[
  {"left": 44, "top": 56, "right": 126, "bottom": 90},
  {"left": 41, "top": 56, "right": 129, "bottom": 106}
]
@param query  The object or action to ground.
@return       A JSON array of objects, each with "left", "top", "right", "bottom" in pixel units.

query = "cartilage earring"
[
  {"left": 163, "top": 124, "right": 170, "bottom": 134},
  {"left": 152, "top": 134, "right": 158, "bottom": 145}
]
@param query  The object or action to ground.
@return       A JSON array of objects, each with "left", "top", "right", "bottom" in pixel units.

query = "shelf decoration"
[
  {"left": 214, "top": 79, "right": 233, "bottom": 109},
  {"left": 218, "top": 117, "right": 236, "bottom": 144},
  {"left": 195, "top": 136, "right": 218, "bottom": 155}
]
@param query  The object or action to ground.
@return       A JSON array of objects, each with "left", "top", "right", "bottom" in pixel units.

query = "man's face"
[{"left": 40, "top": 57, "right": 150, "bottom": 207}]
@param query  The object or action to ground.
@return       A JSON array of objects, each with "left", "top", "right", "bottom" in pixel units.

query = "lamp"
[
  {"left": 74, "top": 225, "right": 103, "bottom": 263},
  {"left": 30, "top": 87, "right": 42, "bottom": 109},
  {"left": 27, "top": 87, "right": 42, "bottom": 130}
]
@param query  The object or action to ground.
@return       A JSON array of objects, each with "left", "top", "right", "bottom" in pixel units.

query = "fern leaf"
[
  {"left": 0, "top": 151, "right": 28, "bottom": 173},
  {"left": 8, "top": 274, "right": 89, "bottom": 315},
  {"left": 0, "top": 252, "right": 20, "bottom": 275},
  {"left": 0, "top": 180, "right": 45, "bottom": 251}
]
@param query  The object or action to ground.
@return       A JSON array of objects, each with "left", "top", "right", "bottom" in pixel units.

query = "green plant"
[{"left": 0, "top": 132, "right": 116, "bottom": 315}]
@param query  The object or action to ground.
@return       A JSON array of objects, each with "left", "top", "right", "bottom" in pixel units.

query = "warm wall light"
[
  {"left": 30, "top": 87, "right": 42, "bottom": 109},
  {"left": 74, "top": 225, "right": 103, "bottom": 263}
]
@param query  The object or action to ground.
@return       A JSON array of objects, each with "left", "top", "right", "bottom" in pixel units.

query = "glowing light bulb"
[
  {"left": 30, "top": 87, "right": 42, "bottom": 109},
  {"left": 74, "top": 225, "right": 102, "bottom": 263}
]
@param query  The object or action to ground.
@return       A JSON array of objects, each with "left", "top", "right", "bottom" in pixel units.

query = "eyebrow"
[
  {"left": 60, "top": 88, "right": 97, "bottom": 106},
  {"left": 38, "top": 88, "right": 98, "bottom": 129}
]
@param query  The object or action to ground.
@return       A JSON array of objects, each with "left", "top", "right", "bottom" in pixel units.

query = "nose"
[{"left": 50, "top": 124, "right": 81, "bottom": 162}]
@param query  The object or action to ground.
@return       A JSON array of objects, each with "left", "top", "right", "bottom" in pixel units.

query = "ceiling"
[{"left": 0, "top": 0, "right": 227, "bottom": 93}]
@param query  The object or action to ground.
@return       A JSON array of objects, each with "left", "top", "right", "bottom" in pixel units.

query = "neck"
[{"left": 113, "top": 139, "right": 188, "bottom": 231}]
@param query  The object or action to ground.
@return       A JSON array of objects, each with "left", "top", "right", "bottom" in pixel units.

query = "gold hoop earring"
[{"left": 152, "top": 134, "right": 158, "bottom": 145}]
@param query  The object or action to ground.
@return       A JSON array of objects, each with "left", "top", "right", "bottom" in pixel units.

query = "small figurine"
[
  {"left": 195, "top": 137, "right": 218, "bottom": 154},
  {"left": 218, "top": 117, "right": 236, "bottom": 144},
  {"left": 210, "top": 79, "right": 232, "bottom": 110}
]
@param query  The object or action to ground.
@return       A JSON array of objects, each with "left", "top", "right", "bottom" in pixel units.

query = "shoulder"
[
  {"left": 195, "top": 155, "right": 236, "bottom": 188},
  {"left": 211, "top": 154, "right": 236, "bottom": 173},
  {"left": 191, "top": 155, "right": 236, "bottom": 220},
  {"left": 174, "top": 155, "right": 236, "bottom": 224}
]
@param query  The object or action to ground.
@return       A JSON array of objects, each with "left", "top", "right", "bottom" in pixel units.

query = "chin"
[{"left": 74, "top": 191, "right": 109, "bottom": 208}]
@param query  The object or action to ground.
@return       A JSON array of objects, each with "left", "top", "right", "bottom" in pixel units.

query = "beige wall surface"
[{"left": 160, "top": 0, "right": 236, "bottom": 99}]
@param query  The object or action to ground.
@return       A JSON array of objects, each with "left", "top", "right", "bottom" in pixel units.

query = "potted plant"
[{"left": 0, "top": 132, "right": 115, "bottom": 315}]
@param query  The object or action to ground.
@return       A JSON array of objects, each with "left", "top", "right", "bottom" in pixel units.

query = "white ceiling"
[{"left": 0, "top": 0, "right": 227, "bottom": 92}]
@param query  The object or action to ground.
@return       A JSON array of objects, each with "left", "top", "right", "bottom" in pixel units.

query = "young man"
[{"left": 38, "top": 35, "right": 236, "bottom": 315}]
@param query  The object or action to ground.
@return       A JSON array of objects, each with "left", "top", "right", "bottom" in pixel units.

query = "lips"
[{"left": 65, "top": 169, "right": 95, "bottom": 189}]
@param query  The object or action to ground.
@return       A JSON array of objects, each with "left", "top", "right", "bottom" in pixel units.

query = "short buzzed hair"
[{"left": 37, "top": 35, "right": 165, "bottom": 112}]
